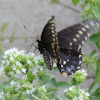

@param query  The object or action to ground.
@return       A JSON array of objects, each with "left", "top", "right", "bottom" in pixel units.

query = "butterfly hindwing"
[{"left": 42, "top": 49, "right": 53, "bottom": 70}]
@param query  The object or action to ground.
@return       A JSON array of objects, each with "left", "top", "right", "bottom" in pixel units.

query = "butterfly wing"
[
  {"left": 41, "top": 16, "right": 56, "bottom": 57},
  {"left": 53, "top": 19, "right": 99, "bottom": 75},
  {"left": 58, "top": 49, "right": 82, "bottom": 75},
  {"left": 58, "top": 19, "right": 99, "bottom": 51},
  {"left": 38, "top": 16, "right": 57, "bottom": 70}
]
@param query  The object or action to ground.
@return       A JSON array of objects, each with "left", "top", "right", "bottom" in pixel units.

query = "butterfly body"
[{"left": 37, "top": 16, "right": 99, "bottom": 76}]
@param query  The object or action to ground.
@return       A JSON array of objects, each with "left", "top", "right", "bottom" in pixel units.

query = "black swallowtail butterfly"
[{"left": 37, "top": 16, "right": 99, "bottom": 76}]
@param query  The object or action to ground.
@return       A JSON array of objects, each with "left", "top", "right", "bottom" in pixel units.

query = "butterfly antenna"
[
  {"left": 24, "top": 25, "right": 34, "bottom": 34},
  {"left": 26, "top": 42, "right": 38, "bottom": 54}
]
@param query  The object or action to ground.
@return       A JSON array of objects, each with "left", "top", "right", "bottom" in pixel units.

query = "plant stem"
[
  {"left": 36, "top": 88, "right": 49, "bottom": 100},
  {"left": 33, "top": 85, "right": 49, "bottom": 100},
  {"left": 57, "top": 1, "right": 80, "bottom": 13},
  {"left": 32, "top": 95, "right": 42, "bottom": 100}
]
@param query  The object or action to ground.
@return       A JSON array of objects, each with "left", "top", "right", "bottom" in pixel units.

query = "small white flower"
[
  {"left": 73, "top": 96, "right": 78, "bottom": 100},
  {"left": 28, "top": 52, "right": 35, "bottom": 57},
  {"left": 9, "top": 56, "right": 14, "bottom": 61},
  {"left": 16, "top": 61, "right": 20, "bottom": 66},
  {"left": 22, "top": 83, "right": 27, "bottom": 87},
  {"left": 81, "top": 69, "right": 88, "bottom": 76},
  {"left": 78, "top": 95, "right": 83, "bottom": 100},
  {"left": 79, "top": 89, "right": 85, "bottom": 93},
  {"left": 16, "top": 70, "right": 21, "bottom": 74},
  {"left": 21, "top": 68, "right": 27, "bottom": 73},
  {"left": 34, "top": 56, "right": 41, "bottom": 64},
  {"left": 2, "top": 60, "right": 5, "bottom": 64},
  {"left": 26, "top": 90, "right": 31, "bottom": 94},
  {"left": 30, "top": 88, "right": 35, "bottom": 94},
  {"left": 39, "top": 68, "right": 43, "bottom": 71},
  {"left": 3, "top": 55, "right": 7, "bottom": 59},
  {"left": 6, "top": 92, "right": 10, "bottom": 97},
  {"left": 22, "top": 92, "right": 26, "bottom": 96},
  {"left": 26, "top": 60, "right": 31, "bottom": 64},
  {"left": 85, "top": 92, "right": 90, "bottom": 96},
  {"left": 9, "top": 72, "right": 14, "bottom": 76},
  {"left": 11, "top": 64, "right": 17, "bottom": 70},
  {"left": 69, "top": 86, "right": 73, "bottom": 91},
  {"left": 22, "top": 75, "right": 27, "bottom": 79},
  {"left": 32, "top": 69, "right": 38, "bottom": 75},
  {"left": 10, "top": 80, "right": 15, "bottom": 86},
  {"left": 14, "top": 53, "right": 18, "bottom": 57},
  {"left": 64, "top": 89, "right": 68, "bottom": 92},
  {"left": 6, "top": 60, "right": 10, "bottom": 65}
]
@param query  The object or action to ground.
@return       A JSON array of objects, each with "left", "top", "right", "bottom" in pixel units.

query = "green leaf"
[
  {"left": 90, "top": 34, "right": 100, "bottom": 42},
  {"left": 95, "top": 67, "right": 100, "bottom": 84},
  {"left": 39, "top": 75, "right": 53, "bottom": 86},
  {"left": 90, "top": 50, "right": 96, "bottom": 57},
  {"left": 49, "top": 78, "right": 57, "bottom": 88},
  {"left": 1, "top": 23, "right": 8, "bottom": 33},
  {"left": 89, "top": 81, "right": 96, "bottom": 92},
  {"left": 0, "top": 82, "right": 10, "bottom": 91},
  {"left": 89, "top": 96, "right": 100, "bottom": 100},
  {"left": 23, "top": 33, "right": 28, "bottom": 42},
  {"left": 56, "top": 82, "right": 70, "bottom": 88},
  {"left": 50, "top": 0, "right": 59, "bottom": 4},
  {"left": 72, "top": 0, "right": 80, "bottom": 5},
  {"left": 94, "top": 87, "right": 100, "bottom": 96},
  {"left": 52, "top": 67, "right": 58, "bottom": 71},
  {"left": 9, "top": 32, "right": 16, "bottom": 43},
  {"left": 96, "top": 59, "right": 100, "bottom": 68},
  {"left": 92, "top": 4, "right": 100, "bottom": 19},
  {"left": 96, "top": 41, "right": 100, "bottom": 49},
  {"left": 46, "top": 88, "right": 58, "bottom": 96},
  {"left": 57, "top": 95, "right": 68, "bottom": 100}
]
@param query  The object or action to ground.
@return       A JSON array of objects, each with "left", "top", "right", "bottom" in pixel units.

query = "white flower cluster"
[
  {"left": 64, "top": 86, "right": 75, "bottom": 93},
  {"left": 0, "top": 90, "right": 10, "bottom": 100},
  {"left": 10, "top": 80, "right": 35, "bottom": 95},
  {"left": 73, "top": 89, "right": 90, "bottom": 100},
  {"left": 76, "top": 69, "right": 88, "bottom": 76},
  {"left": 1, "top": 47, "right": 37, "bottom": 77}
]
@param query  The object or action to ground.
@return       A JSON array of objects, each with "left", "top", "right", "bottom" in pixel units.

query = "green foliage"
[
  {"left": 1, "top": 23, "right": 8, "bottom": 33},
  {"left": 50, "top": 0, "right": 59, "bottom": 4},
  {"left": 81, "top": 0, "right": 100, "bottom": 19},
  {"left": 0, "top": 48, "right": 89, "bottom": 100},
  {"left": 9, "top": 32, "right": 16, "bottom": 44},
  {"left": 72, "top": 0, "right": 80, "bottom": 5},
  {"left": 90, "top": 32, "right": 100, "bottom": 49}
]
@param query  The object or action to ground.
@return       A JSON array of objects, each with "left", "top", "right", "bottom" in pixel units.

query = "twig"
[
  {"left": 57, "top": 1, "right": 80, "bottom": 13},
  {"left": 86, "top": 74, "right": 95, "bottom": 79}
]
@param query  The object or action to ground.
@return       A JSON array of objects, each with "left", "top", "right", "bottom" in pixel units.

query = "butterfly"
[{"left": 37, "top": 16, "right": 99, "bottom": 76}]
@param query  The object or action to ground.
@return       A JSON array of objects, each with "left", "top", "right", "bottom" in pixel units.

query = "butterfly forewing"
[{"left": 58, "top": 19, "right": 100, "bottom": 51}]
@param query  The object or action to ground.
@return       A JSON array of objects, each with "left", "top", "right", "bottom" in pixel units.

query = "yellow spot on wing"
[
  {"left": 81, "top": 27, "right": 86, "bottom": 31},
  {"left": 70, "top": 42, "right": 73, "bottom": 46},
  {"left": 87, "top": 33, "right": 90, "bottom": 37},
  {"left": 78, "top": 30, "right": 83, "bottom": 34},
  {"left": 96, "top": 22, "right": 99, "bottom": 27},
  {"left": 85, "top": 36, "right": 87, "bottom": 40},
  {"left": 76, "top": 34, "right": 80, "bottom": 38},
  {"left": 84, "top": 25, "right": 89, "bottom": 29},
  {"left": 90, "top": 21, "right": 94, "bottom": 26},
  {"left": 73, "top": 38, "right": 77, "bottom": 42},
  {"left": 82, "top": 41, "right": 84, "bottom": 45}
]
